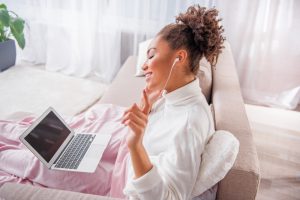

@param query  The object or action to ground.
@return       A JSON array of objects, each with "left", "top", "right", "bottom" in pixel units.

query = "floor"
[{"left": 245, "top": 104, "right": 300, "bottom": 200}]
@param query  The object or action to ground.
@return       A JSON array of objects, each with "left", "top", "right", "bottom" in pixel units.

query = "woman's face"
[{"left": 142, "top": 36, "right": 176, "bottom": 92}]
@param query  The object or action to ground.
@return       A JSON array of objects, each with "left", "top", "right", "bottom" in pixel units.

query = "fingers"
[
  {"left": 144, "top": 86, "right": 151, "bottom": 94},
  {"left": 122, "top": 109, "right": 147, "bottom": 127},
  {"left": 143, "top": 87, "right": 162, "bottom": 110},
  {"left": 123, "top": 104, "right": 147, "bottom": 120},
  {"left": 126, "top": 118, "right": 143, "bottom": 135},
  {"left": 142, "top": 89, "right": 151, "bottom": 114},
  {"left": 122, "top": 104, "right": 148, "bottom": 128}
]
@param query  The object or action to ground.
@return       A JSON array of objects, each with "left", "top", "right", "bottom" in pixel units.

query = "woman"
[
  {"left": 0, "top": 4, "right": 225, "bottom": 200},
  {"left": 121, "top": 5, "right": 225, "bottom": 199}
]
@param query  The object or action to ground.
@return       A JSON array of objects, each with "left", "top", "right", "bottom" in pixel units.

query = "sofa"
[{"left": 0, "top": 41, "right": 260, "bottom": 200}]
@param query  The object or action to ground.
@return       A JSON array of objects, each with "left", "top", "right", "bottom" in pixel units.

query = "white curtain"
[
  {"left": 3, "top": 0, "right": 121, "bottom": 83},
  {"left": 218, "top": 0, "right": 300, "bottom": 109},
  {"left": 3, "top": 0, "right": 300, "bottom": 109}
]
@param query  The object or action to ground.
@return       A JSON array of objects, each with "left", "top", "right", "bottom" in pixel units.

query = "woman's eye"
[{"left": 148, "top": 55, "right": 154, "bottom": 59}]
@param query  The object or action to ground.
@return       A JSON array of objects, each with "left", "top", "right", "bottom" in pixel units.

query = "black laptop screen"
[{"left": 24, "top": 111, "right": 71, "bottom": 162}]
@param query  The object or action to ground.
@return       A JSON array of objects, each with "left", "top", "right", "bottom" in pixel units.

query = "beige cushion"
[
  {"left": 197, "top": 58, "right": 212, "bottom": 103},
  {"left": 192, "top": 130, "right": 239, "bottom": 197},
  {"left": 100, "top": 56, "right": 145, "bottom": 107},
  {"left": 135, "top": 39, "right": 153, "bottom": 76}
]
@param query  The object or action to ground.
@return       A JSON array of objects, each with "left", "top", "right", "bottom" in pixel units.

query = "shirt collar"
[{"left": 162, "top": 78, "right": 201, "bottom": 105}]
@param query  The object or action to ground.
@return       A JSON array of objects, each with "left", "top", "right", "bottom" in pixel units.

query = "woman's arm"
[
  {"left": 128, "top": 139, "right": 152, "bottom": 178},
  {"left": 122, "top": 89, "right": 156, "bottom": 178},
  {"left": 124, "top": 124, "right": 204, "bottom": 200}
]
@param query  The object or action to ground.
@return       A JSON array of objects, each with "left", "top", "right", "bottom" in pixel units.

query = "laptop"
[{"left": 19, "top": 107, "right": 111, "bottom": 173}]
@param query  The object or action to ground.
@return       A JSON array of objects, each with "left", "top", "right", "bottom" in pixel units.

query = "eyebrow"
[{"left": 147, "top": 47, "right": 156, "bottom": 55}]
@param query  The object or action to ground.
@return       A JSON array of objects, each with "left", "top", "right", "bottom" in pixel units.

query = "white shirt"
[{"left": 124, "top": 78, "right": 215, "bottom": 200}]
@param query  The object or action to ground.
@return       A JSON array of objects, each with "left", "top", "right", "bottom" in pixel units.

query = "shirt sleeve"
[{"left": 123, "top": 123, "right": 206, "bottom": 200}]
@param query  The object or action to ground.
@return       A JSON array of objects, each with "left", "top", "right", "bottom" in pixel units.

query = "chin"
[
  {"left": 145, "top": 82, "right": 157, "bottom": 91},
  {"left": 145, "top": 83, "right": 153, "bottom": 91}
]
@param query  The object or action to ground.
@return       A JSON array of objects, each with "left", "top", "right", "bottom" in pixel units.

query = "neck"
[{"left": 165, "top": 74, "right": 196, "bottom": 94}]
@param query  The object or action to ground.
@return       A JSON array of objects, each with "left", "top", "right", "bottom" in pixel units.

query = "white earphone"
[{"left": 161, "top": 57, "right": 180, "bottom": 96}]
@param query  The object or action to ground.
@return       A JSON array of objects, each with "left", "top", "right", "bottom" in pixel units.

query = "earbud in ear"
[{"left": 173, "top": 57, "right": 180, "bottom": 65}]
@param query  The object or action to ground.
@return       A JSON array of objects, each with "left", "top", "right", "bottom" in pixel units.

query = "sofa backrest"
[
  {"left": 198, "top": 57, "right": 213, "bottom": 103},
  {"left": 99, "top": 56, "right": 144, "bottom": 107},
  {"left": 212, "top": 41, "right": 260, "bottom": 200}
]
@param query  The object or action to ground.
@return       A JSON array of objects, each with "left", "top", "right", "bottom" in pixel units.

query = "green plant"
[{"left": 0, "top": 3, "right": 25, "bottom": 49}]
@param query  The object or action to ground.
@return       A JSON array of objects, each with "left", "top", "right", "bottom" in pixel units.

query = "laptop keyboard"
[{"left": 55, "top": 134, "right": 95, "bottom": 169}]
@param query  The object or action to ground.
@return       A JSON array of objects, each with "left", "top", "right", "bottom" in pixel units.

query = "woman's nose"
[{"left": 142, "top": 61, "right": 148, "bottom": 71}]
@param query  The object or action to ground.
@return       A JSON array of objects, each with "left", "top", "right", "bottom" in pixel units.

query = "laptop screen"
[{"left": 24, "top": 111, "right": 71, "bottom": 162}]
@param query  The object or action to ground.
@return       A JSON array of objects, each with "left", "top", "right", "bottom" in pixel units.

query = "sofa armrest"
[
  {"left": 212, "top": 41, "right": 260, "bottom": 200},
  {"left": 0, "top": 183, "right": 121, "bottom": 200}
]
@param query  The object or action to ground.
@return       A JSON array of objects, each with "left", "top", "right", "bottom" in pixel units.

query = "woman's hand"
[
  {"left": 122, "top": 89, "right": 151, "bottom": 149},
  {"left": 142, "top": 87, "right": 162, "bottom": 114},
  {"left": 122, "top": 89, "right": 156, "bottom": 178}
]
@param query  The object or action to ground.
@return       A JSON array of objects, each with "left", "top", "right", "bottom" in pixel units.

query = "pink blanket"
[{"left": 0, "top": 104, "right": 130, "bottom": 198}]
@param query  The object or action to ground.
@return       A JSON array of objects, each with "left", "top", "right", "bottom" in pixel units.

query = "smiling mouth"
[
  {"left": 145, "top": 72, "right": 152, "bottom": 81},
  {"left": 145, "top": 72, "right": 152, "bottom": 76}
]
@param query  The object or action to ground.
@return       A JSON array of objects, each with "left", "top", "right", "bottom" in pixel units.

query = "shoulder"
[
  {"left": 186, "top": 97, "right": 213, "bottom": 139},
  {"left": 189, "top": 99, "right": 211, "bottom": 120}
]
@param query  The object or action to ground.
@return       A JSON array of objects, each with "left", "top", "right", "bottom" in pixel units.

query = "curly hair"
[{"left": 157, "top": 5, "right": 225, "bottom": 74}]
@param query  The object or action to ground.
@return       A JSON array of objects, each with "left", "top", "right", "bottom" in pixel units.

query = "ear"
[{"left": 176, "top": 49, "right": 188, "bottom": 63}]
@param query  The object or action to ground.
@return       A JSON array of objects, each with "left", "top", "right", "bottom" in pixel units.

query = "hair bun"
[{"left": 176, "top": 5, "right": 225, "bottom": 66}]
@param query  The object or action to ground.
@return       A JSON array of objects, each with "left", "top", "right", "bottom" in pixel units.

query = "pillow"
[
  {"left": 197, "top": 58, "right": 212, "bottom": 103},
  {"left": 135, "top": 38, "right": 153, "bottom": 76},
  {"left": 191, "top": 130, "right": 239, "bottom": 197}
]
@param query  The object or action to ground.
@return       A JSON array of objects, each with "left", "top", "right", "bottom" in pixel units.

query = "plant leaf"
[
  {"left": 10, "top": 17, "right": 24, "bottom": 34},
  {"left": 12, "top": 32, "right": 25, "bottom": 49},
  {"left": 0, "top": 23, "right": 4, "bottom": 42},
  {"left": 10, "top": 18, "right": 25, "bottom": 49},
  {"left": 0, "top": 4, "right": 7, "bottom": 10},
  {"left": 0, "top": 7, "right": 9, "bottom": 27},
  {"left": 17, "top": 33, "right": 25, "bottom": 49}
]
